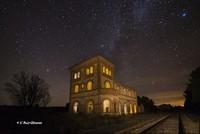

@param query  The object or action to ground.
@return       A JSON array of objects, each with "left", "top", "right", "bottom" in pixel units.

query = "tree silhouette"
[
  {"left": 4, "top": 71, "right": 51, "bottom": 107},
  {"left": 137, "top": 96, "right": 156, "bottom": 113},
  {"left": 184, "top": 66, "right": 200, "bottom": 112}
]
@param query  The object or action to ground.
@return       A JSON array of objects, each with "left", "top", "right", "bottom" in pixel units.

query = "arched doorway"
[
  {"left": 103, "top": 99, "right": 110, "bottom": 112},
  {"left": 87, "top": 101, "right": 94, "bottom": 113},
  {"left": 73, "top": 102, "right": 79, "bottom": 113}
]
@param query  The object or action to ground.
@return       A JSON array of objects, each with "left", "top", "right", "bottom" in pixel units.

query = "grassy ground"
[{"left": 0, "top": 106, "right": 165, "bottom": 134}]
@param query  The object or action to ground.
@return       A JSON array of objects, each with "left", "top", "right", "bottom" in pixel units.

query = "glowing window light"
[
  {"left": 106, "top": 68, "right": 109, "bottom": 75},
  {"left": 86, "top": 68, "right": 90, "bottom": 75},
  {"left": 102, "top": 66, "right": 106, "bottom": 73},
  {"left": 87, "top": 81, "right": 93, "bottom": 90},
  {"left": 108, "top": 70, "right": 112, "bottom": 76},
  {"left": 89, "top": 66, "right": 94, "bottom": 74},
  {"left": 73, "top": 102, "right": 79, "bottom": 113},
  {"left": 103, "top": 99, "right": 110, "bottom": 112},
  {"left": 87, "top": 101, "right": 94, "bottom": 113},
  {"left": 74, "top": 85, "right": 79, "bottom": 93},
  {"left": 104, "top": 81, "right": 111, "bottom": 88}
]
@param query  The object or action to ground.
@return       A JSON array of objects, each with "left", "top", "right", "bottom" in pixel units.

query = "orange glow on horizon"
[{"left": 144, "top": 90, "right": 185, "bottom": 106}]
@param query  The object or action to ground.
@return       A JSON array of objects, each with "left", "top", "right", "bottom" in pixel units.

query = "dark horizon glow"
[{"left": 0, "top": 0, "right": 200, "bottom": 106}]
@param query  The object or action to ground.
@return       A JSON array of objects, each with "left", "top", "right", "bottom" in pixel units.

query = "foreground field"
[
  {"left": 1, "top": 106, "right": 199, "bottom": 134},
  {"left": 0, "top": 106, "right": 165, "bottom": 134}
]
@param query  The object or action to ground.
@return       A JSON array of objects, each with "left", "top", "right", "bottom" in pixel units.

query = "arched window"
[
  {"left": 77, "top": 72, "right": 80, "bottom": 78},
  {"left": 103, "top": 99, "right": 110, "bottom": 112},
  {"left": 102, "top": 66, "right": 106, "bottom": 73},
  {"left": 74, "top": 85, "right": 79, "bottom": 93},
  {"left": 74, "top": 72, "right": 81, "bottom": 79},
  {"left": 89, "top": 66, "right": 94, "bottom": 74},
  {"left": 86, "top": 68, "right": 90, "bottom": 75},
  {"left": 73, "top": 102, "right": 79, "bottom": 113},
  {"left": 86, "top": 66, "right": 94, "bottom": 75},
  {"left": 87, "top": 81, "right": 93, "bottom": 90},
  {"left": 104, "top": 81, "right": 111, "bottom": 88},
  {"left": 108, "top": 70, "right": 112, "bottom": 76},
  {"left": 87, "top": 101, "right": 94, "bottom": 113},
  {"left": 124, "top": 103, "right": 128, "bottom": 115},
  {"left": 74, "top": 73, "right": 77, "bottom": 79},
  {"left": 106, "top": 68, "right": 109, "bottom": 75}
]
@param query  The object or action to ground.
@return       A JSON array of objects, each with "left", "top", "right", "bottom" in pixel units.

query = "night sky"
[{"left": 0, "top": 0, "right": 200, "bottom": 106}]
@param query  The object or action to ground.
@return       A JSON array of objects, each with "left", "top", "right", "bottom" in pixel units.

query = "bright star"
[
  {"left": 46, "top": 68, "right": 50, "bottom": 73},
  {"left": 181, "top": 11, "right": 188, "bottom": 17}
]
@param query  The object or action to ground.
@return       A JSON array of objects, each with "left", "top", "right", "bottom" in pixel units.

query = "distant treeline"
[{"left": 184, "top": 66, "right": 200, "bottom": 113}]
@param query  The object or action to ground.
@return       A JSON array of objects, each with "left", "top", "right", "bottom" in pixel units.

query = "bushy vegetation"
[
  {"left": 137, "top": 96, "right": 157, "bottom": 113},
  {"left": 184, "top": 66, "right": 200, "bottom": 113}
]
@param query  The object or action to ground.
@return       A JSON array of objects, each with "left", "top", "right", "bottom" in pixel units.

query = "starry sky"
[{"left": 0, "top": 0, "right": 200, "bottom": 106}]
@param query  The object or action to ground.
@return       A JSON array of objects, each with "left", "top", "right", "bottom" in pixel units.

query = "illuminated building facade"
[{"left": 69, "top": 56, "right": 137, "bottom": 115}]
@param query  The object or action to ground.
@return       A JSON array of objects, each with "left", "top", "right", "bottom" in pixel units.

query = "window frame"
[
  {"left": 74, "top": 84, "right": 79, "bottom": 93},
  {"left": 104, "top": 80, "right": 111, "bottom": 88},
  {"left": 87, "top": 100, "right": 94, "bottom": 113},
  {"left": 73, "top": 101, "right": 79, "bottom": 113},
  {"left": 86, "top": 80, "right": 93, "bottom": 90},
  {"left": 103, "top": 99, "right": 111, "bottom": 113}
]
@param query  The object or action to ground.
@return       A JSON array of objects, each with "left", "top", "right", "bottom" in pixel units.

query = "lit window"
[
  {"left": 87, "top": 81, "right": 93, "bottom": 90},
  {"left": 74, "top": 85, "right": 79, "bottom": 93},
  {"left": 106, "top": 68, "right": 109, "bottom": 75},
  {"left": 74, "top": 72, "right": 81, "bottom": 79},
  {"left": 74, "top": 73, "right": 77, "bottom": 79},
  {"left": 77, "top": 72, "right": 80, "bottom": 78},
  {"left": 87, "top": 101, "right": 94, "bottom": 113},
  {"left": 103, "top": 99, "right": 110, "bottom": 112},
  {"left": 86, "top": 68, "right": 90, "bottom": 75},
  {"left": 108, "top": 70, "right": 112, "bottom": 76},
  {"left": 104, "top": 81, "right": 111, "bottom": 88},
  {"left": 102, "top": 66, "right": 106, "bottom": 73},
  {"left": 86, "top": 66, "right": 94, "bottom": 75},
  {"left": 73, "top": 102, "right": 79, "bottom": 113},
  {"left": 90, "top": 66, "right": 94, "bottom": 74}
]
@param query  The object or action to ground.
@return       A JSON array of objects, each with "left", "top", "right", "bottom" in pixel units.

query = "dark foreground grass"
[{"left": 0, "top": 106, "right": 164, "bottom": 134}]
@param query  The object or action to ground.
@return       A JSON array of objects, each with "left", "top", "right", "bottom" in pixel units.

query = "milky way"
[{"left": 0, "top": 0, "right": 200, "bottom": 106}]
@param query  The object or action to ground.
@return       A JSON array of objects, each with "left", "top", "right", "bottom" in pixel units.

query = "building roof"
[{"left": 68, "top": 55, "right": 114, "bottom": 70}]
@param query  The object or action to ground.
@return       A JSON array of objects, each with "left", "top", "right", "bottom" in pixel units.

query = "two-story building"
[{"left": 69, "top": 55, "right": 137, "bottom": 115}]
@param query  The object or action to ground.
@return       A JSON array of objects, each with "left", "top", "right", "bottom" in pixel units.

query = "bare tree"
[{"left": 4, "top": 71, "right": 51, "bottom": 107}]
